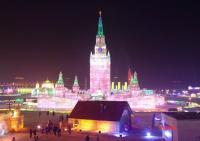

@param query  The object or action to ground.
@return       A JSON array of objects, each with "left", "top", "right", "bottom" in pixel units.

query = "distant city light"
[{"left": 15, "top": 77, "right": 24, "bottom": 80}]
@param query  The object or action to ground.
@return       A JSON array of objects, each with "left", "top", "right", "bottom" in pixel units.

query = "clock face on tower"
[{"left": 98, "top": 47, "right": 103, "bottom": 53}]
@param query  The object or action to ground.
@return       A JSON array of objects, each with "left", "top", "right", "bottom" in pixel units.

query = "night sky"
[{"left": 0, "top": 1, "right": 200, "bottom": 89}]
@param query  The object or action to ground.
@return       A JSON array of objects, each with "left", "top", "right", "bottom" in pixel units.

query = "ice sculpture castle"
[{"left": 90, "top": 11, "right": 111, "bottom": 96}]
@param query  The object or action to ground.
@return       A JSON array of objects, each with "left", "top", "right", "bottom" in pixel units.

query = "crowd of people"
[
  {"left": 29, "top": 120, "right": 62, "bottom": 139},
  {"left": 29, "top": 128, "right": 39, "bottom": 141},
  {"left": 11, "top": 111, "right": 100, "bottom": 141}
]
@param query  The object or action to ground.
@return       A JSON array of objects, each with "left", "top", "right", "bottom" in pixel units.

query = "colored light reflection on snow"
[
  {"left": 113, "top": 132, "right": 128, "bottom": 137},
  {"left": 0, "top": 116, "right": 8, "bottom": 136},
  {"left": 146, "top": 132, "right": 151, "bottom": 137},
  {"left": 164, "top": 130, "right": 172, "bottom": 138}
]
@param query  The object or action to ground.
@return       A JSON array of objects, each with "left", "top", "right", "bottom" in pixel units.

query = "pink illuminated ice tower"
[
  {"left": 90, "top": 11, "right": 111, "bottom": 96},
  {"left": 72, "top": 75, "right": 80, "bottom": 93}
]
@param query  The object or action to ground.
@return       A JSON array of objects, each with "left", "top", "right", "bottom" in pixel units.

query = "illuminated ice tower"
[
  {"left": 55, "top": 72, "right": 64, "bottom": 88},
  {"left": 128, "top": 68, "right": 132, "bottom": 85},
  {"left": 90, "top": 11, "right": 111, "bottom": 96},
  {"left": 129, "top": 71, "right": 140, "bottom": 91},
  {"left": 72, "top": 75, "right": 80, "bottom": 93},
  {"left": 55, "top": 72, "right": 67, "bottom": 97}
]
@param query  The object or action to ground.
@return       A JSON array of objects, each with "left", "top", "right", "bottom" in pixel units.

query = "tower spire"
[
  {"left": 128, "top": 68, "right": 132, "bottom": 85},
  {"left": 130, "top": 71, "right": 139, "bottom": 85},
  {"left": 99, "top": 10, "right": 102, "bottom": 16},
  {"left": 97, "top": 11, "right": 104, "bottom": 36},
  {"left": 72, "top": 75, "right": 80, "bottom": 93},
  {"left": 56, "top": 72, "right": 64, "bottom": 85},
  {"left": 73, "top": 75, "right": 79, "bottom": 86}
]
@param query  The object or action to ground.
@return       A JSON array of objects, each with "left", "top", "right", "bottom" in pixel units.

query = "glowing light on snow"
[
  {"left": 0, "top": 116, "right": 8, "bottom": 136},
  {"left": 164, "top": 130, "right": 172, "bottom": 138},
  {"left": 113, "top": 132, "right": 128, "bottom": 137},
  {"left": 146, "top": 132, "right": 151, "bottom": 137},
  {"left": 37, "top": 125, "right": 41, "bottom": 129}
]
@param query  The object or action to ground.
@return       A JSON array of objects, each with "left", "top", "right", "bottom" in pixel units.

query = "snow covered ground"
[
  {"left": 0, "top": 131, "right": 165, "bottom": 141},
  {"left": 0, "top": 111, "right": 165, "bottom": 141}
]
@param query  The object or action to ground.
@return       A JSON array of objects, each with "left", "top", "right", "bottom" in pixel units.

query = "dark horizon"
[{"left": 0, "top": 1, "right": 200, "bottom": 89}]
